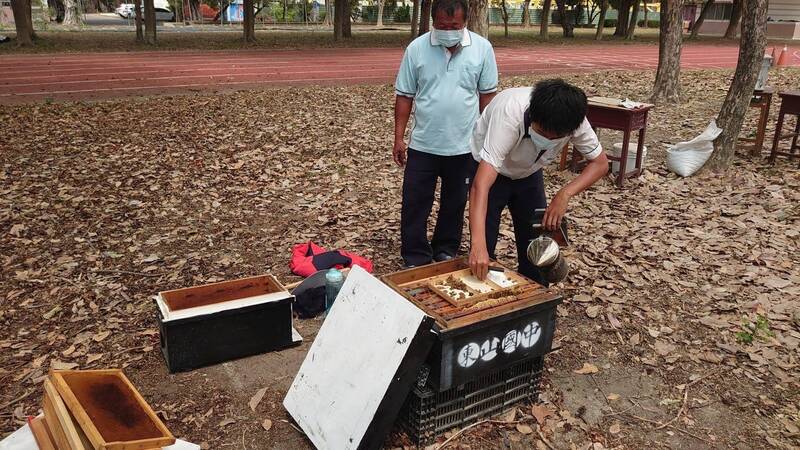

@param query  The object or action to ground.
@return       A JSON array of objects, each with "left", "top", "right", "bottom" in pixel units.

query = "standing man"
[
  {"left": 394, "top": 0, "right": 498, "bottom": 268},
  {"left": 468, "top": 79, "right": 609, "bottom": 283}
]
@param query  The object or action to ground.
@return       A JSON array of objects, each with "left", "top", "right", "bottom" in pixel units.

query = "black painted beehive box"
[
  {"left": 382, "top": 258, "right": 562, "bottom": 391},
  {"left": 155, "top": 274, "right": 297, "bottom": 373}
]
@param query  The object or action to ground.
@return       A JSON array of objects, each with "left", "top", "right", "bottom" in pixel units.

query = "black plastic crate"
[{"left": 397, "top": 356, "right": 545, "bottom": 446}]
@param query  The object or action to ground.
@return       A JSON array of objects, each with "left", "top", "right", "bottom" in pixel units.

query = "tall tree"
[
  {"left": 467, "top": 0, "right": 488, "bottom": 37},
  {"left": 724, "top": 0, "right": 741, "bottom": 39},
  {"left": 625, "top": 0, "right": 639, "bottom": 39},
  {"left": 411, "top": 0, "right": 420, "bottom": 35},
  {"left": 243, "top": 0, "right": 255, "bottom": 41},
  {"left": 650, "top": 0, "right": 683, "bottom": 103},
  {"left": 144, "top": 0, "right": 156, "bottom": 44},
  {"left": 10, "top": 0, "right": 35, "bottom": 46},
  {"left": 690, "top": 0, "right": 714, "bottom": 38},
  {"left": 497, "top": 0, "right": 509, "bottom": 37},
  {"left": 135, "top": 0, "right": 143, "bottom": 42},
  {"left": 705, "top": 0, "right": 769, "bottom": 170},
  {"left": 420, "top": 0, "right": 432, "bottom": 34},
  {"left": 595, "top": 0, "right": 608, "bottom": 39},
  {"left": 376, "top": 0, "right": 385, "bottom": 27},
  {"left": 613, "top": 0, "right": 630, "bottom": 36},
  {"left": 555, "top": 0, "right": 574, "bottom": 37},
  {"left": 334, "top": 0, "right": 351, "bottom": 39},
  {"left": 63, "top": 0, "right": 83, "bottom": 25},
  {"left": 642, "top": 0, "right": 647, "bottom": 27},
  {"left": 540, "top": 0, "right": 552, "bottom": 40},
  {"left": 521, "top": 0, "right": 531, "bottom": 27}
]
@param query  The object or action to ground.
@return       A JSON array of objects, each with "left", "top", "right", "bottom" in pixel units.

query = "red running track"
[{"left": 0, "top": 43, "right": 798, "bottom": 104}]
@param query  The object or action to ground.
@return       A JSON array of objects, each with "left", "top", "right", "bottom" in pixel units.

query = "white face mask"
[
  {"left": 433, "top": 27, "right": 463, "bottom": 47},
  {"left": 529, "top": 128, "right": 563, "bottom": 152}
]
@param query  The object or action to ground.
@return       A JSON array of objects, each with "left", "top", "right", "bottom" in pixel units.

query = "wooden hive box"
[
  {"left": 47, "top": 369, "right": 175, "bottom": 450},
  {"left": 154, "top": 274, "right": 299, "bottom": 373},
  {"left": 381, "top": 257, "right": 562, "bottom": 391}
]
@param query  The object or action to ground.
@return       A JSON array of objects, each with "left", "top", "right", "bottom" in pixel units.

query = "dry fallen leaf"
[
  {"left": 574, "top": 363, "right": 600, "bottom": 375},
  {"left": 249, "top": 387, "right": 268, "bottom": 412},
  {"left": 574, "top": 294, "right": 593, "bottom": 303},
  {"left": 50, "top": 360, "right": 78, "bottom": 370},
  {"left": 219, "top": 418, "right": 235, "bottom": 427},
  {"left": 609, "top": 422, "right": 621, "bottom": 434},
  {"left": 93, "top": 331, "right": 111, "bottom": 342},
  {"left": 262, "top": 419, "right": 272, "bottom": 431},
  {"left": 516, "top": 423, "right": 533, "bottom": 434},
  {"left": 586, "top": 305, "right": 602, "bottom": 318},
  {"left": 501, "top": 407, "right": 518, "bottom": 423},
  {"left": 607, "top": 393, "right": 621, "bottom": 401},
  {"left": 531, "top": 404, "right": 554, "bottom": 424}
]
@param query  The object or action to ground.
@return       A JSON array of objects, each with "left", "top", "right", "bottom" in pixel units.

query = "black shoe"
[{"left": 433, "top": 252, "right": 454, "bottom": 262}]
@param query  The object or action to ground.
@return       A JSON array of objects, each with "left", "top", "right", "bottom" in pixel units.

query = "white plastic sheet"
[
  {"left": 666, "top": 120, "right": 723, "bottom": 177},
  {"left": 0, "top": 418, "right": 200, "bottom": 450}
]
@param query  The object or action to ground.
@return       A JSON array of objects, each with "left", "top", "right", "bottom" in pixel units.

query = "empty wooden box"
[
  {"left": 155, "top": 274, "right": 298, "bottom": 373},
  {"left": 44, "top": 369, "right": 175, "bottom": 450}
]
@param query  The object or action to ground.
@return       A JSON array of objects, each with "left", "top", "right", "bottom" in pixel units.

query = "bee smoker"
[{"left": 526, "top": 209, "right": 569, "bottom": 285}]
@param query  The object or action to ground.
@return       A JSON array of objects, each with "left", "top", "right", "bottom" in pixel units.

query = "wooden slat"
[
  {"left": 160, "top": 274, "right": 283, "bottom": 311},
  {"left": 42, "top": 394, "right": 73, "bottom": 450},
  {"left": 43, "top": 378, "right": 90, "bottom": 450},
  {"left": 49, "top": 370, "right": 175, "bottom": 450},
  {"left": 30, "top": 415, "right": 57, "bottom": 450}
]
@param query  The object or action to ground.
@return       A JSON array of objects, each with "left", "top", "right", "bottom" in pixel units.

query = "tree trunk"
[
  {"left": 705, "top": 0, "right": 768, "bottom": 170},
  {"left": 555, "top": 0, "right": 573, "bottom": 37},
  {"left": 650, "top": 0, "right": 683, "bottom": 104},
  {"left": 626, "top": 0, "right": 639, "bottom": 39},
  {"left": 243, "top": 0, "right": 255, "bottom": 41},
  {"left": 595, "top": 0, "right": 608, "bottom": 40},
  {"left": 642, "top": 0, "right": 647, "bottom": 27},
  {"left": 410, "top": 0, "right": 419, "bottom": 36},
  {"left": 135, "top": 0, "right": 143, "bottom": 41},
  {"left": 144, "top": 0, "right": 156, "bottom": 44},
  {"left": 63, "top": 0, "right": 83, "bottom": 25},
  {"left": 521, "top": 0, "right": 531, "bottom": 28},
  {"left": 10, "top": 0, "right": 35, "bottom": 46},
  {"left": 690, "top": 0, "right": 713, "bottom": 38},
  {"left": 467, "top": 0, "right": 487, "bottom": 37},
  {"left": 376, "top": 0, "right": 384, "bottom": 27},
  {"left": 724, "top": 0, "right": 742, "bottom": 39},
  {"left": 419, "top": 0, "right": 431, "bottom": 35},
  {"left": 540, "top": 0, "right": 551, "bottom": 40},
  {"left": 501, "top": 0, "right": 508, "bottom": 37},
  {"left": 334, "top": 0, "right": 350, "bottom": 38},
  {"left": 614, "top": 0, "right": 629, "bottom": 36}
]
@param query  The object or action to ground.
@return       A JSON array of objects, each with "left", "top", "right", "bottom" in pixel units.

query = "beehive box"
[
  {"left": 382, "top": 258, "right": 562, "bottom": 391},
  {"left": 155, "top": 274, "right": 298, "bottom": 373},
  {"left": 47, "top": 369, "right": 175, "bottom": 450}
]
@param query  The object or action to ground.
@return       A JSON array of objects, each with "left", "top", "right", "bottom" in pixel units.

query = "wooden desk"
[
  {"left": 567, "top": 99, "right": 654, "bottom": 188},
  {"left": 769, "top": 90, "right": 800, "bottom": 166},
  {"left": 739, "top": 88, "right": 774, "bottom": 157}
]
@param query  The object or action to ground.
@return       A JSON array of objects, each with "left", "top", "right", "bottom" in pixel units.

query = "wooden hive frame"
[
  {"left": 49, "top": 369, "right": 175, "bottom": 450},
  {"left": 381, "top": 258, "right": 559, "bottom": 330}
]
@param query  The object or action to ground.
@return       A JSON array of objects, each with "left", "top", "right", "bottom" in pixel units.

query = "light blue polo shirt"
[{"left": 395, "top": 30, "right": 498, "bottom": 156}]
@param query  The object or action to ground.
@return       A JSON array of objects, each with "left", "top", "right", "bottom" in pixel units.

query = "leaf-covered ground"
[{"left": 1, "top": 68, "right": 799, "bottom": 449}]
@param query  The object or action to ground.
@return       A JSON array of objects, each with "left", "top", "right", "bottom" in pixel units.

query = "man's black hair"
[
  {"left": 432, "top": 0, "right": 468, "bottom": 19},
  {"left": 528, "top": 79, "right": 587, "bottom": 136}
]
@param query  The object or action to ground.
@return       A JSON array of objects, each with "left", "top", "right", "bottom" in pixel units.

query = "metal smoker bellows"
[{"left": 526, "top": 236, "right": 569, "bottom": 284}]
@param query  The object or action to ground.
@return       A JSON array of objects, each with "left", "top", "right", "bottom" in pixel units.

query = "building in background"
[{"left": 688, "top": 0, "right": 800, "bottom": 40}]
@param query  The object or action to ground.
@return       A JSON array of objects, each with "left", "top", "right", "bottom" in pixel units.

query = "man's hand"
[
  {"left": 393, "top": 139, "right": 407, "bottom": 167},
  {"left": 543, "top": 189, "right": 572, "bottom": 231},
  {"left": 469, "top": 244, "right": 491, "bottom": 281}
]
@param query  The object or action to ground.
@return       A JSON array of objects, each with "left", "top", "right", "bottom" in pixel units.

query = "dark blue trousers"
[
  {"left": 401, "top": 149, "right": 474, "bottom": 266},
  {"left": 483, "top": 168, "right": 548, "bottom": 285}
]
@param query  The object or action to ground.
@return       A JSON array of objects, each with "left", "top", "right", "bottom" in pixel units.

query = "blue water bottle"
[{"left": 325, "top": 268, "right": 344, "bottom": 313}]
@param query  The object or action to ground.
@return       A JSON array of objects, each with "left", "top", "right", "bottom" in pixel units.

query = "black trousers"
[
  {"left": 401, "top": 149, "right": 474, "bottom": 266},
  {"left": 483, "top": 168, "right": 548, "bottom": 286}
]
